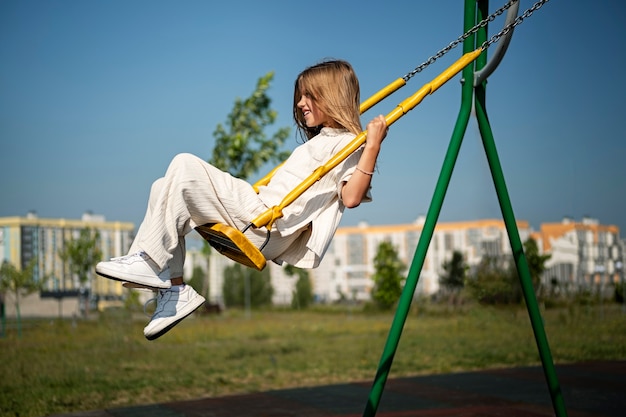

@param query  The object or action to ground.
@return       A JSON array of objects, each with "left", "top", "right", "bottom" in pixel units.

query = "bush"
[{"left": 466, "top": 256, "right": 521, "bottom": 305}]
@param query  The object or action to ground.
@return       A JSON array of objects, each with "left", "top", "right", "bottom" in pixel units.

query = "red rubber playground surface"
[{"left": 49, "top": 361, "right": 624, "bottom": 417}]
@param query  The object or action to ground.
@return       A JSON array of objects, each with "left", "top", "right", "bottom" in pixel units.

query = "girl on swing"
[{"left": 96, "top": 59, "right": 388, "bottom": 340}]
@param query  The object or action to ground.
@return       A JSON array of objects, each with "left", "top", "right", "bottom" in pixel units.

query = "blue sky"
[{"left": 1, "top": 0, "right": 625, "bottom": 238}]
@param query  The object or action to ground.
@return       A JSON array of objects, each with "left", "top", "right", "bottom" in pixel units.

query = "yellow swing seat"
[
  {"left": 195, "top": 49, "right": 483, "bottom": 271},
  {"left": 196, "top": 222, "right": 269, "bottom": 271}
]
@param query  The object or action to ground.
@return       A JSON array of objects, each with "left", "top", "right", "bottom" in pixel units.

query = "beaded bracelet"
[{"left": 355, "top": 166, "right": 374, "bottom": 176}]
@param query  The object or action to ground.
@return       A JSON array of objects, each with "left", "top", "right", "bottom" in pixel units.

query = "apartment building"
[
  {"left": 310, "top": 216, "right": 623, "bottom": 304},
  {"left": 534, "top": 217, "right": 623, "bottom": 295},
  {"left": 311, "top": 217, "right": 532, "bottom": 302},
  {"left": 0, "top": 212, "right": 134, "bottom": 317},
  {"left": 2, "top": 212, "right": 621, "bottom": 315}
]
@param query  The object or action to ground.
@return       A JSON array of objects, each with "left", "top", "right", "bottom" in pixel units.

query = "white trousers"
[{"left": 129, "top": 153, "right": 302, "bottom": 277}]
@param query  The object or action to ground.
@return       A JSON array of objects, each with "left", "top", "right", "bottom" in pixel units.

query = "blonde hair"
[{"left": 293, "top": 60, "right": 362, "bottom": 140}]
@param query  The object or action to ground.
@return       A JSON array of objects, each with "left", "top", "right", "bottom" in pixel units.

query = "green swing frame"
[{"left": 198, "top": 2, "right": 567, "bottom": 416}]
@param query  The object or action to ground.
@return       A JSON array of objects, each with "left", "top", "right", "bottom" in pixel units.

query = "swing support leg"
[
  {"left": 363, "top": 1, "right": 567, "bottom": 416},
  {"left": 474, "top": 2, "right": 567, "bottom": 416}
]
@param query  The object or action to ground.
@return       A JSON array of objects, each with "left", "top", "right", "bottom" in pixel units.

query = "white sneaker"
[
  {"left": 96, "top": 252, "right": 171, "bottom": 289},
  {"left": 143, "top": 285, "right": 206, "bottom": 340}
]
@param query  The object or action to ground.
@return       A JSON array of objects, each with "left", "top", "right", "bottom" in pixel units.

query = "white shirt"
[{"left": 257, "top": 127, "right": 372, "bottom": 268}]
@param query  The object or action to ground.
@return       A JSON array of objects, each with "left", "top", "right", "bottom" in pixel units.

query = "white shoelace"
[
  {"left": 110, "top": 251, "right": 147, "bottom": 262},
  {"left": 143, "top": 289, "right": 168, "bottom": 318}
]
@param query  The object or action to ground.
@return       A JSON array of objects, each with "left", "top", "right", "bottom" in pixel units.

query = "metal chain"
[
  {"left": 404, "top": 0, "right": 515, "bottom": 81},
  {"left": 403, "top": 0, "right": 549, "bottom": 81},
  {"left": 480, "top": 0, "right": 550, "bottom": 50}
]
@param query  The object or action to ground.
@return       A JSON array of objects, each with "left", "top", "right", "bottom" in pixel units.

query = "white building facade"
[
  {"left": 534, "top": 217, "right": 624, "bottom": 295},
  {"left": 310, "top": 217, "right": 532, "bottom": 303}
]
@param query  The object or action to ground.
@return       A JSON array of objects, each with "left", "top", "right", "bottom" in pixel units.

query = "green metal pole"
[
  {"left": 473, "top": 3, "right": 567, "bottom": 416},
  {"left": 362, "top": 2, "right": 477, "bottom": 416},
  {"left": 474, "top": 92, "right": 568, "bottom": 416}
]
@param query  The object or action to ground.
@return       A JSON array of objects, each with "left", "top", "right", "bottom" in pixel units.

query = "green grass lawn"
[{"left": 1, "top": 303, "right": 625, "bottom": 417}]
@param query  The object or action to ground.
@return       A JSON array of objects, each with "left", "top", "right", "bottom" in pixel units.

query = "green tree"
[
  {"left": 371, "top": 241, "right": 405, "bottom": 310},
  {"left": 123, "top": 289, "right": 142, "bottom": 312},
  {"left": 58, "top": 228, "right": 102, "bottom": 316},
  {"left": 615, "top": 281, "right": 625, "bottom": 304},
  {"left": 0, "top": 259, "right": 43, "bottom": 337},
  {"left": 205, "top": 72, "right": 291, "bottom": 305},
  {"left": 523, "top": 237, "right": 551, "bottom": 294},
  {"left": 210, "top": 71, "right": 291, "bottom": 179},
  {"left": 466, "top": 256, "right": 521, "bottom": 305},
  {"left": 222, "top": 264, "right": 273, "bottom": 309},
  {"left": 440, "top": 250, "right": 467, "bottom": 293},
  {"left": 285, "top": 265, "right": 313, "bottom": 309},
  {"left": 199, "top": 243, "right": 212, "bottom": 298},
  {"left": 188, "top": 265, "right": 207, "bottom": 298}
]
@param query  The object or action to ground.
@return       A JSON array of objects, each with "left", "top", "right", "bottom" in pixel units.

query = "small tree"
[
  {"left": 222, "top": 264, "right": 273, "bottom": 309},
  {"left": 211, "top": 71, "right": 291, "bottom": 179},
  {"left": 523, "top": 237, "right": 551, "bottom": 295},
  {"left": 208, "top": 72, "right": 291, "bottom": 304},
  {"left": 0, "top": 259, "right": 43, "bottom": 337},
  {"left": 285, "top": 265, "right": 313, "bottom": 309},
  {"left": 371, "top": 241, "right": 406, "bottom": 310},
  {"left": 440, "top": 250, "right": 467, "bottom": 299},
  {"left": 58, "top": 228, "right": 102, "bottom": 317},
  {"left": 466, "top": 256, "right": 521, "bottom": 305},
  {"left": 200, "top": 242, "right": 212, "bottom": 299},
  {"left": 188, "top": 265, "right": 208, "bottom": 299}
]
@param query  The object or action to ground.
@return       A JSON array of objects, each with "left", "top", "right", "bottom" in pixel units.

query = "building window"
[
  {"left": 347, "top": 234, "right": 365, "bottom": 265},
  {"left": 481, "top": 238, "right": 501, "bottom": 258},
  {"left": 544, "top": 263, "right": 574, "bottom": 286},
  {"left": 347, "top": 270, "right": 366, "bottom": 280},
  {"left": 406, "top": 231, "right": 420, "bottom": 258}
]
